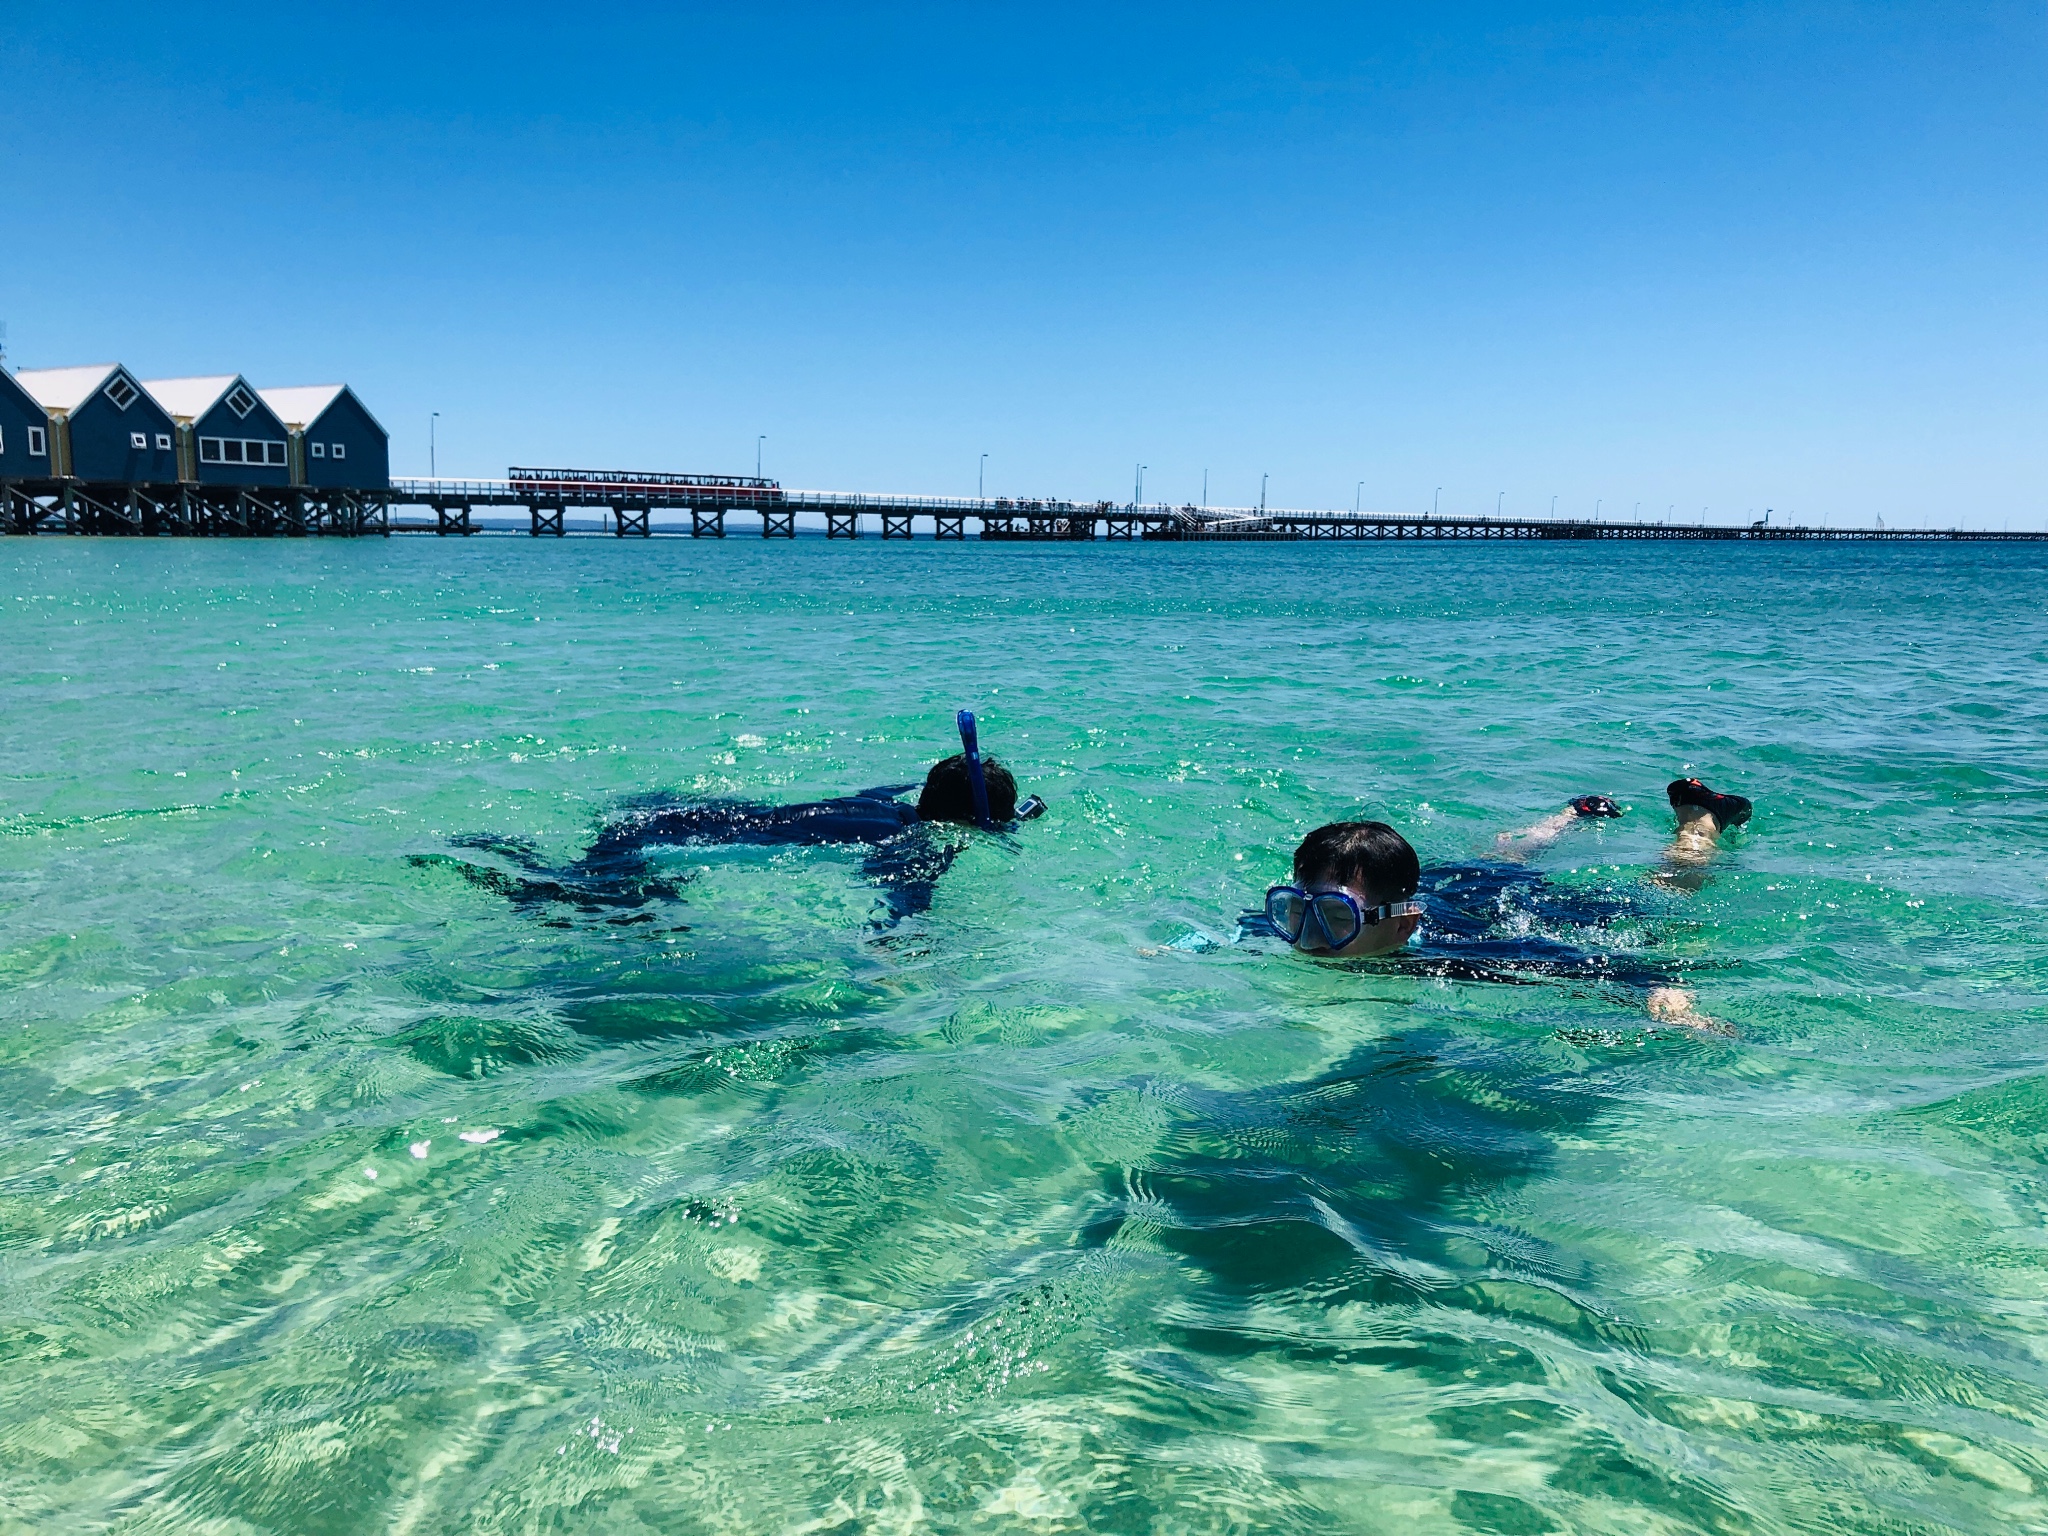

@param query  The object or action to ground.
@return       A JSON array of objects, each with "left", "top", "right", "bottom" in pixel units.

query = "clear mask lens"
[
  {"left": 1310, "top": 893, "right": 1364, "bottom": 948},
  {"left": 1266, "top": 889, "right": 1312, "bottom": 941}
]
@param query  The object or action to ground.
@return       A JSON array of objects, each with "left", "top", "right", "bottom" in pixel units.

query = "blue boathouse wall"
[
  {"left": 191, "top": 385, "right": 292, "bottom": 488},
  {"left": 0, "top": 371, "right": 49, "bottom": 479},
  {"left": 299, "top": 389, "right": 390, "bottom": 491},
  {"left": 65, "top": 371, "right": 180, "bottom": 484}
]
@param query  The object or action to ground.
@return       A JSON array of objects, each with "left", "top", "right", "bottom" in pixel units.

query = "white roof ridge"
[
  {"left": 258, "top": 382, "right": 385, "bottom": 437},
  {"left": 141, "top": 373, "right": 255, "bottom": 422},
  {"left": 14, "top": 363, "right": 125, "bottom": 412}
]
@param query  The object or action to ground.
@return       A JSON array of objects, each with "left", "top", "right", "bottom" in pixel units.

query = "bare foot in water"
[{"left": 1647, "top": 986, "right": 1736, "bottom": 1035}]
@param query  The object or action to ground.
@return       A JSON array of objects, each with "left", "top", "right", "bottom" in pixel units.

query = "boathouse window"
[
  {"left": 225, "top": 386, "right": 256, "bottom": 418},
  {"left": 130, "top": 432, "right": 148, "bottom": 449},
  {"left": 104, "top": 376, "right": 139, "bottom": 410},
  {"left": 200, "top": 437, "right": 287, "bottom": 466},
  {"left": 155, "top": 433, "right": 171, "bottom": 451},
  {"left": 27, "top": 427, "right": 46, "bottom": 456},
  {"left": 310, "top": 442, "right": 325, "bottom": 458},
  {"left": 330, "top": 443, "right": 345, "bottom": 460}
]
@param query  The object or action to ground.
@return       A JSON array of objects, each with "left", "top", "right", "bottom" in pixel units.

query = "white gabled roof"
[
  {"left": 259, "top": 383, "right": 386, "bottom": 437},
  {"left": 141, "top": 374, "right": 242, "bottom": 422},
  {"left": 14, "top": 364, "right": 124, "bottom": 413},
  {"left": 258, "top": 384, "right": 346, "bottom": 429}
]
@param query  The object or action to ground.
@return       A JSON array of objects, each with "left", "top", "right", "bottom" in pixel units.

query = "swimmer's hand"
[{"left": 1647, "top": 986, "right": 1736, "bottom": 1036}]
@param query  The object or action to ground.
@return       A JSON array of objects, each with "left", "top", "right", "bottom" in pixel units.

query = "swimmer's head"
[
  {"left": 1291, "top": 820, "right": 1423, "bottom": 956},
  {"left": 918, "top": 753, "right": 1018, "bottom": 825}
]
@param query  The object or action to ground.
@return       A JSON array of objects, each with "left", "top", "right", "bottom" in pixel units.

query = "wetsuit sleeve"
[{"left": 860, "top": 828, "right": 961, "bottom": 923}]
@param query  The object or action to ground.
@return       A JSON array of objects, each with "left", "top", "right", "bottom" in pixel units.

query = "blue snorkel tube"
[{"left": 956, "top": 709, "right": 996, "bottom": 829}]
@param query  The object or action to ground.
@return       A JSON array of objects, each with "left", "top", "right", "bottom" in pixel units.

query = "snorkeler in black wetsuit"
[
  {"left": 415, "top": 714, "right": 1045, "bottom": 926},
  {"left": 1244, "top": 780, "right": 1755, "bottom": 1023}
]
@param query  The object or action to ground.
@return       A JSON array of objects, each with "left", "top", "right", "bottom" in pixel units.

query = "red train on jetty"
[{"left": 506, "top": 466, "right": 783, "bottom": 503}]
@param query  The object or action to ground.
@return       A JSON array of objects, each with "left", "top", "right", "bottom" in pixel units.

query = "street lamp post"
[
  {"left": 1260, "top": 473, "right": 1268, "bottom": 512},
  {"left": 1202, "top": 469, "right": 1208, "bottom": 507},
  {"left": 756, "top": 436, "right": 766, "bottom": 478},
  {"left": 430, "top": 412, "right": 439, "bottom": 478},
  {"left": 1550, "top": 494, "right": 1558, "bottom": 519},
  {"left": 979, "top": 454, "right": 987, "bottom": 498},
  {"left": 1136, "top": 464, "right": 1146, "bottom": 505},
  {"left": 1356, "top": 481, "right": 1365, "bottom": 514},
  {"left": 1433, "top": 486, "right": 1442, "bottom": 518},
  {"left": 1496, "top": 491, "right": 1504, "bottom": 518}
]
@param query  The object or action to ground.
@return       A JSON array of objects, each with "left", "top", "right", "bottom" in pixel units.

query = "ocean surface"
[{"left": 3, "top": 535, "right": 2046, "bottom": 1535}]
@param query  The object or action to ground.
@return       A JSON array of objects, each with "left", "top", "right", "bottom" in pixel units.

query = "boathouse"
[
  {"left": 14, "top": 365, "right": 179, "bottom": 483},
  {"left": 258, "top": 384, "right": 389, "bottom": 490},
  {"left": 0, "top": 368, "right": 51, "bottom": 479},
  {"left": 144, "top": 374, "right": 292, "bottom": 487}
]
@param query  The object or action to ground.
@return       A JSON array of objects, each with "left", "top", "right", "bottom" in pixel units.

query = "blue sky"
[{"left": 4, "top": 3, "right": 2042, "bottom": 524}]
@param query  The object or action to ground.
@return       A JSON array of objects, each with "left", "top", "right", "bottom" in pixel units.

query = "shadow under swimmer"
[{"left": 410, "top": 710, "right": 1046, "bottom": 927}]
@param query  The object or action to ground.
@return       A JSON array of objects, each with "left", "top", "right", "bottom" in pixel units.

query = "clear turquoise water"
[{"left": 3, "top": 536, "right": 2046, "bottom": 1534}]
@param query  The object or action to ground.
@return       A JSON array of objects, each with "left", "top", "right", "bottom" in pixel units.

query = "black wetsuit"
[
  {"left": 417, "top": 785, "right": 964, "bottom": 923},
  {"left": 1241, "top": 859, "right": 1684, "bottom": 993}
]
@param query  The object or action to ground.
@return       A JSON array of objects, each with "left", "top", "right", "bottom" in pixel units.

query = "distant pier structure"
[
  {"left": 376, "top": 468, "right": 2040, "bottom": 543},
  {"left": 3, "top": 433, "right": 2041, "bottom": 541}
]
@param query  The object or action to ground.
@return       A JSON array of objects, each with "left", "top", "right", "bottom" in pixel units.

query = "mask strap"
[{"left": 956, "top": 710, "right": 995, "bottom": 829}]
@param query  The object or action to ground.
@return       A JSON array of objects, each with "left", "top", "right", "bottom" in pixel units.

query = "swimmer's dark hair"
[
  {"left": 1292, "top": 821, "right": 1420, "bottom": 902},
  {"left": 917, "top": 754, "right": 1018, "bottom": 825}
]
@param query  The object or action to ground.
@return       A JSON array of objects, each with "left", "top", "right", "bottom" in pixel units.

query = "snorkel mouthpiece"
[{"left": 956, "top": 710, "right": 995, "bottom": 829}]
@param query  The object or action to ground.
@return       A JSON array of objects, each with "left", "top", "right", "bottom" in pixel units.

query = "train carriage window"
[
  {"left": 104, "top": 376, "right": 139, "bottom": 410},
  {"left": 155, "top": 433, "right": 172, "bottom": 451},
  {"left": 225, "top": 386, "right": 257, "bottom": 418},
  {"left": 331, "top": 443, "right": 346, "bottom": 459},
  {"left": 30, "top": 426, "right": 50, "bottom": 456},
  {"left": 130, "top": 432, "right": 148, "bottom": 450},
  {"left": 311, "top": 442, "right": 325, "bottom": 458}
]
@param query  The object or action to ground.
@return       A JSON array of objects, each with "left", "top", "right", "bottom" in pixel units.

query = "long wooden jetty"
[
  {"left": 384, "top": 471, "right": 2048, "bottom": 542},
  {"left": 4, "top": 466, "right": 2042, "bottom": 542}
]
